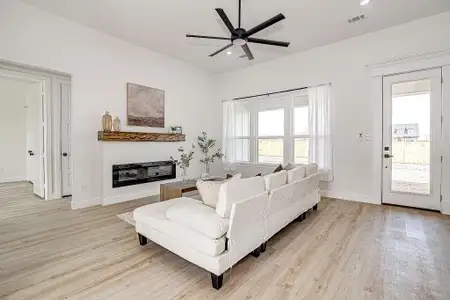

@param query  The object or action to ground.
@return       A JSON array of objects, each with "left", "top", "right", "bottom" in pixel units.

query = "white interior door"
[
  {"left": 26, "top": 82, "right": 45, "bottom": 198},
  {"left": 382, "top": 68, "right": 442, "bottom": 210},
  {"left": 60, "top": 82, "right": 72, "bottom": 196},
  {"left": 26, "top": 85, "right": 38, "bottom": 183}
]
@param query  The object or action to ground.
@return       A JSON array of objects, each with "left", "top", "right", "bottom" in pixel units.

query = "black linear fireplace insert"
[{"left": 112, "top": 161, "right": 176, "bottom": 188}]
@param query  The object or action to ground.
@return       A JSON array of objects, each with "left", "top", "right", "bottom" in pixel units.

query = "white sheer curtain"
[
  {"left": 222, "top": 100, "right": 237, "bottom": 162},
  {"left": 222, "top": 100, "right": 251, "bottom": 163},
  {"left": 308, "top": 84, "right": 333, "bottom": 181}
]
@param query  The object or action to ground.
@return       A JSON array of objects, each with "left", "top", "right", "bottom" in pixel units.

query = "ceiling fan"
[{"left": 186, "top": 0, "right": 290, "bottom": 60}]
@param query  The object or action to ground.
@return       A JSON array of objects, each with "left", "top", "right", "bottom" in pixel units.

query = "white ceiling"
[{"left": 21, "top": 0, "right": 450, "bottom": 73}]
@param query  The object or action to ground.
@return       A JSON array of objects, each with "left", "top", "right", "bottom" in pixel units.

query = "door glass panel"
[{"left": 391, "top": 79, "right": 431, "bottom": 195}]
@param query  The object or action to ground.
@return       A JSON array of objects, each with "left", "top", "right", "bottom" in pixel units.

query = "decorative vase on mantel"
[
  {"left": 113, "top": 116, "right": 121, "bottom": 132},
  {"left": 102, "top": 111, "right": 113, "bottom": 132}
]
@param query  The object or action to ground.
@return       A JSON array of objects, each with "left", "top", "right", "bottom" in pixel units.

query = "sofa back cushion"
[
  {"left": 227, "top": 191, "right": 268, "bottom": 240},
  {"left": 216, "top": 176, "right": 265, "bottom": 218},
  {"left": 196, "top": 173, "right": 242, "bottom": 208},
  {"left": 307, "top": 172, "right": 321, "bottom": 193},
  {"left": 287, "top": 166, "right": 306, "bottom": 183},
  {"left": 263, "top": 170, "right": 287, "bottom": 191},
  {"left": 266, "top": 182, "right": 296, "bottom": 217},
  {"left": 305, "top": 163, "right": 319, "bottom": 176}
]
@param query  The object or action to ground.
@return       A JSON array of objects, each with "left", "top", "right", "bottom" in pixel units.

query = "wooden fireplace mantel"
[{"left": 97, "top": 131, "right": 186, "bottom": 142}]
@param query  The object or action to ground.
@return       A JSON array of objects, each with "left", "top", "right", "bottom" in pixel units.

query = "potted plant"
[
  {"left": 197, "top": 132, "right": 224, "bottom": 177},
  {"left": 170, "top": 143, "right": 195, "bottom": 183}
]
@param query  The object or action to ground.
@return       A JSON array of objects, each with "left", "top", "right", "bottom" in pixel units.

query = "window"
[
  {"left": 223, "top": 84, "right": 332, "bottom": 180},
  {"left": 258, "top": 109, "right": 284, "bottom": 164},
  {"left": 294, "top": 106, "right": 309, "bottom": 164}
]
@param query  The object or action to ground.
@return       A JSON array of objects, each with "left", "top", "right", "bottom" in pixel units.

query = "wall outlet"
[{"left": 81, "top": 184, "right": 89, "bottom": 192}]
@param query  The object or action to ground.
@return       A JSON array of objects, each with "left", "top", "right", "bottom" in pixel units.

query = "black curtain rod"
[{"left": 231, "top": 86, "right": 308, "bottom": 101}]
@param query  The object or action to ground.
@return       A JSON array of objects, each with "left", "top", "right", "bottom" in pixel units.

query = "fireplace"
[{"left": 112, "top": 161, "right": 176, "bottom": 188}]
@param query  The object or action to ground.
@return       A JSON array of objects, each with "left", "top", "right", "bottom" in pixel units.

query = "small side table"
[
  {"left": 159, "top": 178, "right": 225, "bottom": 201},
  {"left": 159, "top": 180, "right": 198, "bottom": 201}
]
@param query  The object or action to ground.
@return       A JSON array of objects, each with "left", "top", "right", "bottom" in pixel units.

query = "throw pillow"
[
  {"left": 197, "top": 173, "right": 242, "bottom": 208},
  {"left": 283, "top": 162, "right": 296, "bottom": 171},
  {"left": 273, "top": 164, "right": 283, "bottom": 173}
]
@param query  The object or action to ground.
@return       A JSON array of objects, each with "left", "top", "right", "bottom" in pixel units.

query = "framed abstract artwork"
[{"left": 127, "top": 83, "right": 165, "bottom": 127}]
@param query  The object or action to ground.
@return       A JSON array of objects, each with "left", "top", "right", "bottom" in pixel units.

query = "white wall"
[
  {"left": 0, "top": 77, "right": 31, "bottom": 183},
  {"left": 214, "top": 12, "right": 450, "bottom": 207},
  {"left": 0, "top": 0, "right": 214, "bottom": 208}
]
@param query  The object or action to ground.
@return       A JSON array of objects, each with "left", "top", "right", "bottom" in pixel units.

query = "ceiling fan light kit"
[{"left": 186, "top": 0, "right": 290, "bottom": 60}]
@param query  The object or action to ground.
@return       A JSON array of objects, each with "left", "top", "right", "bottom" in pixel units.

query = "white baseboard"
[
  {"left": 320, "top": 190, "right": 381, "bottom": 205},
  {"left": 441, "top": 202, "right": 450, "bottom": 215},
  {"left": 102, "top": 190, "right": 159, "bottom": 206},
  {"left": 0, "top": 177, "right": 26, "bottom": 183},
  {"left": 71, "top": 197, "right": 101, "bottom": 210}
]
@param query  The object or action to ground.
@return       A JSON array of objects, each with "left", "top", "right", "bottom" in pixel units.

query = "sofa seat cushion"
[
  {"left": 134, "top": 198, "right": 226, "bottom": 257},
  {"left": 263, "top": 170, "right": 287, "bottom": 191},
  {"left": 287, "top": 166, "right": 306, "bottom": 183},
  {"left": 166, "top": 202, "right": 229, "bottom": 239}
]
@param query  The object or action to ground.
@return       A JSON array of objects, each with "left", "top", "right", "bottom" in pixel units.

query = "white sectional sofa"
[{"left": 134, "top": 164, "right": 321, "bottom": 290}]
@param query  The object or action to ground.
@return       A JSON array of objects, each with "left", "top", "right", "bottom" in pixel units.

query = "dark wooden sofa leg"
[
  {"left": 211, "top": 273, "right": 223, "bottom": 290},
  {"left": 138, "top": 233, "right": 147, "bottom": 246},
  {"left": 313, "top": 204, "right": 318, "bottom": 211},
  {"left": 252, "top": 246, "right": 261, "bottom": 258},
  {"left": 261, "top": 242, "right": 267, "bottom": 253}
]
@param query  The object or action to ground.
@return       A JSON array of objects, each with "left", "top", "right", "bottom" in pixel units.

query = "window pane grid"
[{"left": 258, "top": 138, "right": 283, "bottom": 164}]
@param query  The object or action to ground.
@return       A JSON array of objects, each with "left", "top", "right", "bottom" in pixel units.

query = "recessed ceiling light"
[
  {"left": 226, "top": 51, "right": 232, "bottom": 55},
  {"left": 360, "top": 0, "right": 371, "bottom": 6}
]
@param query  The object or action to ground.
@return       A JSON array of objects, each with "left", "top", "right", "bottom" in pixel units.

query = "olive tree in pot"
[
  {"left": 197, "top": 132, "right": 224, "bottom": 177},
  {"left": 170, "top": 143, "right": 195, "bottom": 183}
]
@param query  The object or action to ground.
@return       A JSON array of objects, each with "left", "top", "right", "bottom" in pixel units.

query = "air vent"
[{"left": 348, "top": 14, "right": 366, "bottom": 24}]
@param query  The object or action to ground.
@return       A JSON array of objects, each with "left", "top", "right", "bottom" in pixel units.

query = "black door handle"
[
  {"left": 62, "top": 153, "right": 68, "bottom": 157},
  {"left": 384, "top": 154, "right": 394, "bottom": 158},
  {"left": 28, "top": 150, "right": 35, "bottom": 156}
]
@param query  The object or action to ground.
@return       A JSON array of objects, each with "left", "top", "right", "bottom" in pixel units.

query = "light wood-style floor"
[{"left": 1, "top": 182, "right": 450, "bottom": 300}]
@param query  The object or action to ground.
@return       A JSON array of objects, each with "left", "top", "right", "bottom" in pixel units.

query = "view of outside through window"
[
  {"left": 257, "top": 107, "right": 310, "bottom": 164},
  {"left": 258, "top": 109, "right": 284, "bottom": 163},
  {"left": 294, "top": 106, "right": 309, "bottom": 164},
  {"left": 391, "top": 79, "right": 431, "bottom": 195}
]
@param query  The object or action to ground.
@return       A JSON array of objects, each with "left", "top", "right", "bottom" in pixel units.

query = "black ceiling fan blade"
[
  {"left": 247, "top": 37, "right": 290, "bottom": 47},
  {"left": 186, "top": 34, "right": 230, "bottom": 41},
  {"left": 215, "top": 8, "right": 236, "bottom": 34},
  {"left": 244, "top": 13, "right": 286, "bottom": 37},
  {"left": 241, "top": 44, "right": 254, "bottom": 60},
  {"left": 209, "top": 43, "right": 233, "bottom": 57}
]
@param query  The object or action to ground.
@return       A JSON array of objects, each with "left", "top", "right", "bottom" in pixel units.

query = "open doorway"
[{"left": 0, "top": 61, "right": 72, "bottom": 200}]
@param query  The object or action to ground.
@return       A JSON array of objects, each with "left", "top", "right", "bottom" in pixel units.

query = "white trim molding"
[
  {"left": 320, "top": 190, "right": 381, "bottom": 205},
  {"left": 368, "top": 48, "right": 450, "bottom": 77},
  {"left": 441, "top": 202, "right": 450, "bottom": 215}
]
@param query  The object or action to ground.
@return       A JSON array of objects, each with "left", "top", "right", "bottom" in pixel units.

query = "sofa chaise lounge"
[{"left": 134, "top": 164, "right": 321, "bottom": 290}]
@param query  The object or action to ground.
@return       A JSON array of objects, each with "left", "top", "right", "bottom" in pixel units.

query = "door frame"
[
  {"left": 381, "top": 68, "right": 442, "bottom": 210},
  {"left": 0, "top": 60, "right": 71, "bottom": 200},
  {"left": 368, "top": 49, "right": 450, "bottom": 213}
]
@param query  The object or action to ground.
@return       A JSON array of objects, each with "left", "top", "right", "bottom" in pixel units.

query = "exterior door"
[
  {"left": 382, "top": 68, "right": 442, "bottom": 210},
  {"left": 60, "top": 82, "right": 72, "bottom": 196}
]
